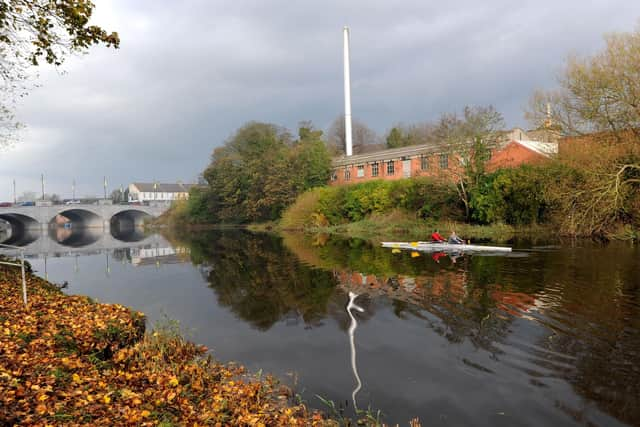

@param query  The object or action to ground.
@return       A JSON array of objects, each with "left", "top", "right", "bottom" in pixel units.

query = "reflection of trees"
[
  {"left": 281, "top": 232, "right": 640, "bottom": 425},
  {"left": 178, "top": 230, "right": 338, "bottom": 330},
  {"left": 284, "top": 233, "right": 518, "bottom": 349},
  {"left": 174, "top": 229, "right": 640, "bottom": 425}
]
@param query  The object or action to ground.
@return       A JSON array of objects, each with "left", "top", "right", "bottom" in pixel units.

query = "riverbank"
[
  {"left": 0, "top": 259, "right": 330, "bottom": 426},
  {"left": 249, "top": 211, "right": 554, "bottom": 244}
]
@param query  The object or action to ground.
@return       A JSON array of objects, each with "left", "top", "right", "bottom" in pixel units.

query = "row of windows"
[{"left": 334, "top": 154, "right": 449, "bottom": 181}]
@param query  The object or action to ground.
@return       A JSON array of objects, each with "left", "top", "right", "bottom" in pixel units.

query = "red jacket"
[{"left": 431, "top": 232, "right": 445, "bottom": 242}]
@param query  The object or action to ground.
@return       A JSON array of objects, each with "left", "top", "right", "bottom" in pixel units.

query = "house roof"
[
  {"left": 131, "top": 183, "right": 195, "bottom": 192},
  {"left": 332, "top": 142, "right": 451, "bottom": 167},
  {"left": 511, "top": 139, "right": 558, "bottom": 157}
]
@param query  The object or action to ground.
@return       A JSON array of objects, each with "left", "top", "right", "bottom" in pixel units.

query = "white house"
[{"left": 128, "top": 182, "right": 194, "bottom": 202}]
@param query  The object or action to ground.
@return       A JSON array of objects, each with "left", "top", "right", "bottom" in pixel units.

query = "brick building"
[{"left": 330, "top": 135, "right": 558, "bottom": 186}]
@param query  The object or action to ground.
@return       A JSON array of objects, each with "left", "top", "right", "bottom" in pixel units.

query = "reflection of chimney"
[{"left": 343, "top": 26, "right": 353, "bottom": 156}]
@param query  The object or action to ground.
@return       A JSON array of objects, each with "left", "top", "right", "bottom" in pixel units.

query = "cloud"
[{"left": 1, "top": 0, "right": 639, "bottom": 199}]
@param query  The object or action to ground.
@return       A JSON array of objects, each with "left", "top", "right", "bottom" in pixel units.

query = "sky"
[{"left": 1, "top": 0, "right": 639, "bottom": 200}]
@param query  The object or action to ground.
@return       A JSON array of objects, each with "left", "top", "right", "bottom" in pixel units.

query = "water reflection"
[
  {"left": 110, "top": 222, "right": 147, "bottom": 242},
  {"left": 48, "top": 226, "right": 102, "bottom": 247},
  {"left": 346, "top": 292, "right": 364, "bottom": 410},
  {"left": 5, "top": 229, "right": 639, "bottom": 426}
]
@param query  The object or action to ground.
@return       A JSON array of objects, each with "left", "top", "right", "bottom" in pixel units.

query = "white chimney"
[{"left": 343, "top": 26, "right": 353, "bottom": 156}]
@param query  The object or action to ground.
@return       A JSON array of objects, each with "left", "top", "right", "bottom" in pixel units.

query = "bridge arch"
[
  {"left": 51, "top": 208, "right": 104, "bottom": 228},
  {"left": 110, "top": 209, "right": 152, "bottom": 242},
  {"left": 0, "top": 213, "right": 41, "bottom": 246}
]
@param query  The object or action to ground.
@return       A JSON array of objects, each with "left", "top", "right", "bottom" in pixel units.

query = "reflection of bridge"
[
  {"left": 0, "top": 203, "right": 169, "bottom": 245},
  {"left": 0, "top": 232, "right": 173, "bottom": 258}
]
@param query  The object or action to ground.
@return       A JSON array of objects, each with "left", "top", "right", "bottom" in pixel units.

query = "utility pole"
[
  {"left": 12, "top": 179, "right": 16, "bottom": 204},
  {"left": 41, "top": 174, "right": 45, "bottom": 200},
  {"left": 103, "top": 176, "right": 107, "bottom": 200},
  {"left": 72, "top": 179, "right": 76, "bottom": 201}
]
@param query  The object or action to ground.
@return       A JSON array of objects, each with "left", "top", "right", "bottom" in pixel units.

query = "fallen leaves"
[{"left": 0, "top": 261, "right": 328, "bottom": 426}]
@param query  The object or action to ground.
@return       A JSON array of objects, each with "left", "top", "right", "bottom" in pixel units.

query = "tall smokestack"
[{"left": 343, "top": 26, "right": 353, "bottom": 156}]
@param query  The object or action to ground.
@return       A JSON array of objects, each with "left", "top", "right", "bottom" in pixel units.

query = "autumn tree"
[
  {"left": 526, "top": 25, "right": 640, "bottom": 235},
  {"left": 526, "top": 26, "right": 640, "bottom": 139},
  {"left": 291, "top": 121, "right": 332, "bottom": 190},
  {"left": 434, "top": 105, "right": 505, "bottom": 220},
  {"left": 0, "top": 0, "right": 119, "bottom": 147},
  {"left": 197, "top": 121, "right": 332, "bottom": 223}
]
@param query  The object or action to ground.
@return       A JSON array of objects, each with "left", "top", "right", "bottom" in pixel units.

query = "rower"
[
  {"left": 448, "top": 230, "right": 464, "bottom": 244},
  {"left": 431, "top": 229, "right": 446, "bottom": 243}
]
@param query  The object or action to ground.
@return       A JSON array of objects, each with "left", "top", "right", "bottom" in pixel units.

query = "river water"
[{"left": 5, "top": 229, "right": 639, "bottom": 426}]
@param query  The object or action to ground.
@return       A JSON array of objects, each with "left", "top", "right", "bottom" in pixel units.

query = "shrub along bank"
[{"left": 280, "top": 162, "right": 640, "bottom": 240}]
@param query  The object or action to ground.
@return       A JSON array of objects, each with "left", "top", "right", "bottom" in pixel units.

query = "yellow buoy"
[
  {"left": 411, "top": 251, "right": 420, "bottom": 258},
  {"left": 392, "top": 248, "right": 401, "bottom": 254}
]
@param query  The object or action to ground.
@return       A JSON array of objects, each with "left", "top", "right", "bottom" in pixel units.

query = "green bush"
[
  {"left": 470, "top": 165, "right": 558, "bottom": 226},
  {"left": 301, "top": 178, "right": 461, "bottom": 225}
]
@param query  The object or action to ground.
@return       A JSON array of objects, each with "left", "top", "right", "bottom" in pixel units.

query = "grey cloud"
[{"left": 1, "top": 0, "right": 639, "bottom": 199}]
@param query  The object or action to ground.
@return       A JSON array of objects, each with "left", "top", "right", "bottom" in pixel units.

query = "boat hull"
[{"left": 381, "top": 241, "right": 512, "bottom": 253}]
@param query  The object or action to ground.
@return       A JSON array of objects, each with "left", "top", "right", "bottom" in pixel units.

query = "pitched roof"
[
  {"left": 511, "top": 139, "right": 558, "bottom": 157},
  {"left": 332, "top": 142, "right": 451, "bottom": 166},
  {"left": 131, "top": 183, "right": 195, "bottom": 192}
]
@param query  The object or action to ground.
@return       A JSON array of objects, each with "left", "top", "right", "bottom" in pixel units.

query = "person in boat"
[
  {"left": 431, "top": 229, "right": 446, "bottom": 243},
  {"left": 448, "top": 230, "right": 464, "bottom": 244}
]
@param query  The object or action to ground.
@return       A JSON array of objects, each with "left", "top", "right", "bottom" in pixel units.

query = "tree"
[
  {"left": 1, "top": 0, "right": 119, "bottom": 146},
  {"left": 525, "top": 26, "right": 640, "bottom": 235},
  {"left": 326, "top": 116, "right": 381, "bottom": 155},
  {"left": 526, "top": 25, "right": 640, "bottom": 140},
  {"left": 434, "top": 105, "right": 505, "bottom": 220},
  {"left": 110, "top": 188, "right": 128, "bottom": 204},
  {"left": 385, "top": 123, "right": 434, "bottom": 148},
  {"left": 196, "top": 121, "right": 332, "bottom": 224},
  {"left": 292, "top": 122, "right": 332, "bottom": 190},
  {"left": 386, "top": 127, "right": 404, "bottom": 148}
]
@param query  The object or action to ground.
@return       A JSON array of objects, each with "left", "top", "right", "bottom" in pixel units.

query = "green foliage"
[
  {"left": 280, "top": 190, "right": 325, "bottom": 229},
  {"left": 291, "top": 178, "right": 462, "bottom": 226},
  {"left": 470, "top": 164, "right": 566, "bottom": 226},
  {"left": 386, "top": 127, "right": 405, "bottom": 148},
  {"left": 185, "top": 187, "right": 211, "bottom": 223},
  {"left": 179, "top": 121, "right": 331, "bottom": 224}
]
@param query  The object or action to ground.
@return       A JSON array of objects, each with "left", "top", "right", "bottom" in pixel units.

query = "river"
[{"left": 4, "top": 228, "right": 639, "bottom": 426}]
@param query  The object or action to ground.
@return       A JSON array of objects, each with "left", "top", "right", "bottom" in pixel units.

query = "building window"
[
  {"left": 421, "top": 156, "right": 429, "bottom": 170},
  {"left": 371, "top": 162, "right": 379, "bottom": 177},
  {"left": 386, "top": 161, "right": 395, "bottom": 175},
  {"left": 439, "top": 154, "right": 449, "bottom": 169},
  {"left": 357, "top": 165, "right": 365, "bottom": 178},
  {"left": 344, "top": 168, "right": 351, "bottom": 181},
  {"left": 331, "top": 170, "right": 337, "bottom": 181}
]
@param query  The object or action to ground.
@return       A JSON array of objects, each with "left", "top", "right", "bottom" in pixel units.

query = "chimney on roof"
[{"left": 544, "top": 102, "right": 552, "bottom": 129}]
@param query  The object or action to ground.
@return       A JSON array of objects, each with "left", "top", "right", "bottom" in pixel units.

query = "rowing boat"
[{"left": 381, "top": 241, "right": 512, "bottom": 253}]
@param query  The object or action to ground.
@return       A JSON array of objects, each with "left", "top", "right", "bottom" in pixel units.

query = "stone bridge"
[{"left": 0, "top": 203, "right": 170, "bottom": 245}]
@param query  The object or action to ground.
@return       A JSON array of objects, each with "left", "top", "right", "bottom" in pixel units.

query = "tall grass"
[{"left": 280, "top": 189, "right": 327, "bottom": 230}]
